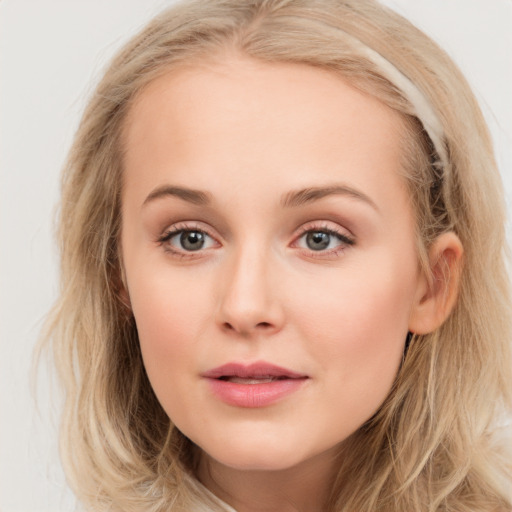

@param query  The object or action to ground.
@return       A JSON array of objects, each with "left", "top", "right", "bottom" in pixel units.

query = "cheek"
[
  {"left": 292, "top": 253, "right": 417, "bottom": 400},
  {"left": 128, "top": 269, "right": 213, "bottom": 395}
]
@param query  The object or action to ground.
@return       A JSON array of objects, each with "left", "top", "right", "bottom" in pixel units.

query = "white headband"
[{"left": 342, "top": 32, "right": 448, "bottom": 169}]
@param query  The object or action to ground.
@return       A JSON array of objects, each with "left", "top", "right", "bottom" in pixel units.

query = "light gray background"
[{"left": 1, "top": 1, "right": 511, "bottom": 511}]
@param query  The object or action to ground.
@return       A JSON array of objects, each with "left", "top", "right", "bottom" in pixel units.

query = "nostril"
[{"left": 221, "top": 321, "right": 274, "bottom": 334}]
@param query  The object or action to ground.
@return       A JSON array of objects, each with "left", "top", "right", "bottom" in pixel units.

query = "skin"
[{"left": 120, "top": 56, "right": 462, "bottom": 512}]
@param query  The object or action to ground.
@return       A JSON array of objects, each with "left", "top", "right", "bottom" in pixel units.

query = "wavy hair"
[{"left": 41, "top": 0, "right": 512, "bottom": 510}]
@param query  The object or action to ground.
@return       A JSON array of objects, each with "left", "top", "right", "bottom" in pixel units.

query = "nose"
[{"left": 216, "top": 243, "right": 284, "bottom": 337}]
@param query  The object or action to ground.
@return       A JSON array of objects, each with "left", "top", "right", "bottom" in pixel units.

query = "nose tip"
[
  {"left": 219, "top": 292, "right": 283, "bottom": 337},
  {"left": 216, "top": 249, "right": 284, "bottom": 337}
]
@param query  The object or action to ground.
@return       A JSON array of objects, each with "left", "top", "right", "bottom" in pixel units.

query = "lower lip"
[{"left": 205, "top": 378, "right": 308, "bottom": 408}]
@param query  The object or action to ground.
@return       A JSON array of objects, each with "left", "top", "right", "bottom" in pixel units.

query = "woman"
[{"left": 43, "top": 0, "right": 512, "bottom": 510}]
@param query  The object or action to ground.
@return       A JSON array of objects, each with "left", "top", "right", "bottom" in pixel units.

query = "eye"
[
  {"left": 294, "top": 225, "right": 355, "bottom": 254},
  {"left": 176, "top": 230, "right": 208, "bottom": 251},
  {"left": 159, "top": 227, "right": 217, "bottom": 253},
  {"left": 303, "top": 231, "right": 333, "bottom": 251}
]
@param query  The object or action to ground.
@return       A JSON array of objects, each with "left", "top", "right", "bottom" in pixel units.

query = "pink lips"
[{"left": 202, "top": 362, "right": 309, "bottom": 408}]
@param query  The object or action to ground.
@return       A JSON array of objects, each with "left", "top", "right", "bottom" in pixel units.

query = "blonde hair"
[{"left": 42, "top": 0, "right": 512, "bottom": 510}]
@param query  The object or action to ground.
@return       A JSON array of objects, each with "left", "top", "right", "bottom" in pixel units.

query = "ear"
[{"left": 408, "top": 232, "right": 463, "bottom": 335}]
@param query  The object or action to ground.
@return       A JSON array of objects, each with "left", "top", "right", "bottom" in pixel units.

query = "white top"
[{"left": 188, "top": 476, "right": 239, "bottom": 512}]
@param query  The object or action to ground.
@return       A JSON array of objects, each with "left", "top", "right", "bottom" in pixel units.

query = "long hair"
[{"left": 41, "top": 0, "right": 512, "bottom": 510}]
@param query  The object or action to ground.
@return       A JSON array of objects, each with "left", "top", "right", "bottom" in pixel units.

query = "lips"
[
  {"left": 224, "top": 376, "right": 281, "bottom": 384},
  {"left": 202, "top": 362, "right": 309, "bottom": 408},
  {"left": 203, "top": 362, "right": 306, "bottom": 380}
]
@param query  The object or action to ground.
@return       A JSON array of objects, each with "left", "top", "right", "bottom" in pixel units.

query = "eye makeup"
[{"left": 155, "top": 218, "right": 356, "bottom": 262}]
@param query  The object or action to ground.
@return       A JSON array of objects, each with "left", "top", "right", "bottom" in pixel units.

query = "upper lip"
[{"left": 202, "top": 361, "right": 308, "bottom": 379}]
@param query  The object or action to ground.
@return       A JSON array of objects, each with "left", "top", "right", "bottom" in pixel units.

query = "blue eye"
[
  {"left": 297, "top": 229, "right": 354, "bottom": 252},
  {"left": 162, "top": 229, "right": 216, "bottom": 252},
  {"left": 178, "top": 231, "right": 206, "bottom": 251},
  {"left": 305, "top": 231, "right": 331, "bottom": 251}
]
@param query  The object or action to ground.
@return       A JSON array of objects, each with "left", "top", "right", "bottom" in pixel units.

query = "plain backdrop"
[{"left": 1, "top": 1, "right": 511, "bottom": 511}]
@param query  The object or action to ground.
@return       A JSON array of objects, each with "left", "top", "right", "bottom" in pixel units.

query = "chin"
[
  {"left": 195, "top": 431, "right": 320, "bottom": 472},
  {"left": 207, "top": 448, "right": 305, "bottom": 472}
]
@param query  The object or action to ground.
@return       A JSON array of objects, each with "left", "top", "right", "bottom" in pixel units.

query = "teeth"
[{"left": 227, "top": 377, "right": 278, "bottom": 384}]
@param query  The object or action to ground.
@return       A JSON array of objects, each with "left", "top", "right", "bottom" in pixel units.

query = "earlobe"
[{"left": 408, "top": 232, "right": 464, "bottom": 335}]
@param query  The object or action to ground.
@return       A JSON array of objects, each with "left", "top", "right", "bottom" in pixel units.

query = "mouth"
[
  {"left": 202, "top": 362, "right": 309, "bottom": 408},
  {"left": 218, "top": 376, "right": 290, "bottom": 384},
  {"left": 202, "top": 361, "right": 308, "bottom": 381}
]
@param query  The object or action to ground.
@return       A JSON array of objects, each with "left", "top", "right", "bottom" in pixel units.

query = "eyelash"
[
  {"left": 157, "top": 221, "right": 355, "bottom": 259},
  {"left": 157, "top": 222, "right": 218, "bottom": 259},
  {"left": 293, "top": 223, "right": 355, "bottom": 258}
]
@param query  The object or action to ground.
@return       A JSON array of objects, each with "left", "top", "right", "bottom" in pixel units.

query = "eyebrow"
[
  {"left": 142, "top": 183, "right": 378, "bottom": 211},
  {"left": 143, "top": 185, "right": 211, "bottom": 207},
  {"left": 281, "top": 184, "right": 378, "bottom": 211}
]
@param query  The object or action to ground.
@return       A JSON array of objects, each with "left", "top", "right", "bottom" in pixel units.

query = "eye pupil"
[
  {"left": 306, "top": 231, "right": 330, "bottom": 251},
  {"left": 180, "top": 231, "right": 205, "bottom": 251}
]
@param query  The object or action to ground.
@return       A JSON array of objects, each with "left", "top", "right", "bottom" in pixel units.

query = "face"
[{"left": 120, "top": 56, "right": 426, "bottom": 473}]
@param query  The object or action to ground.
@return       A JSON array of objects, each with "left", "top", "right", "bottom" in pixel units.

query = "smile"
[{"left": 202, "top": 362, "right": 309, "bottom": 408}]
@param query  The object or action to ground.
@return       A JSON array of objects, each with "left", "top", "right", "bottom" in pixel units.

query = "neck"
[{"left": 196, "top": 448, "right": 339, "bottom": 512}]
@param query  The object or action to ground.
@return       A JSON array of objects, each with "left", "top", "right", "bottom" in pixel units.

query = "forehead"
[{"left": 121, "top": 56, "right": 409, "bottom": 212}]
